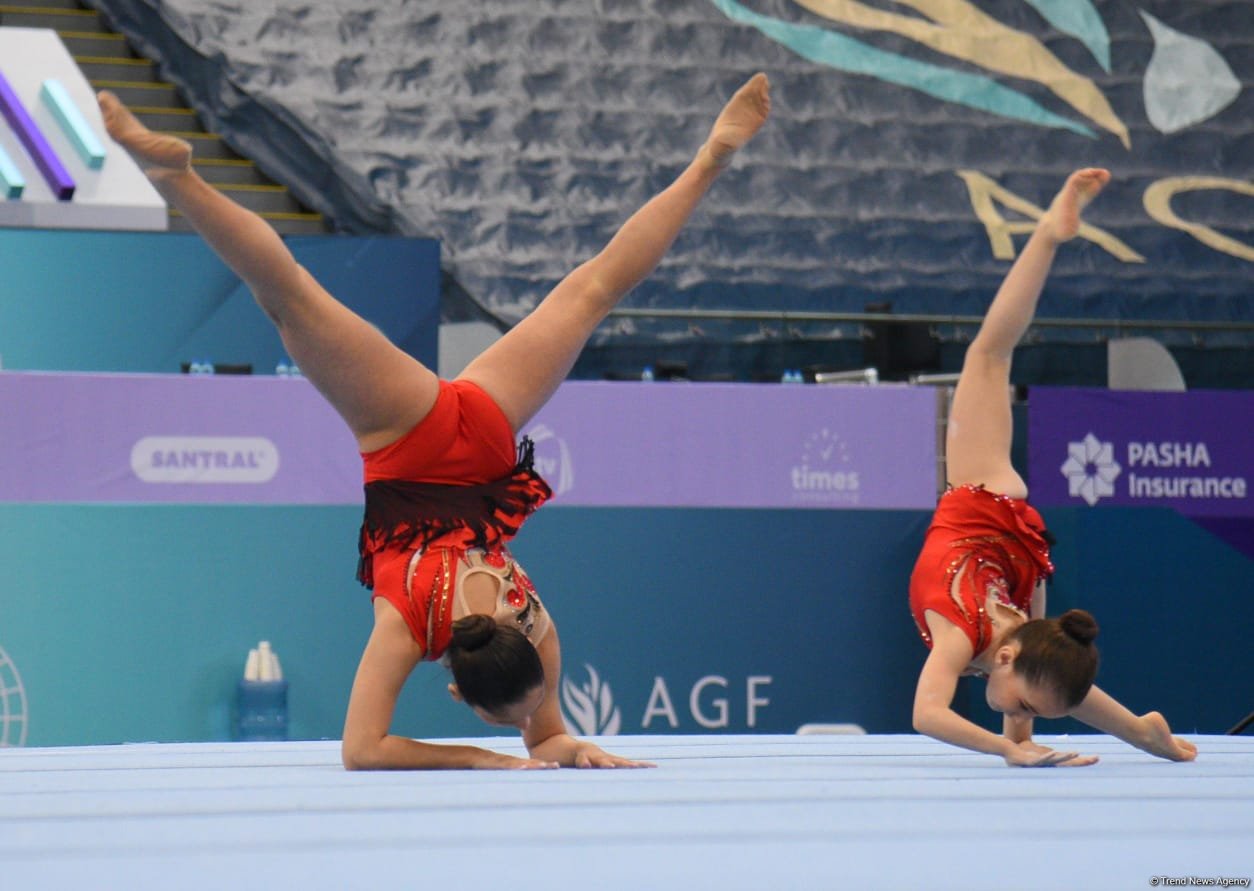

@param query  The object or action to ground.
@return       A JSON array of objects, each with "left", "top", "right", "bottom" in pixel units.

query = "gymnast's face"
[
  {"left": 985, "top": 647, "right": 1069, "bottom": 720},
  {"left": 460, "top": 683, "right": 546, "bottom": 731}
]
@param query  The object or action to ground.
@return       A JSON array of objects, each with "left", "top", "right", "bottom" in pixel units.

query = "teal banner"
[
  {"left": 2, "top": 501, "right": 1248, "bottom": 747},
  {"left": 0, "top": 229, "right": 439, "bottom": 374}
]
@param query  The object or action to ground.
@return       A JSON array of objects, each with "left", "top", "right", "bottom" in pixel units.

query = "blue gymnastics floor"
[{"left": 2, "top": 734, "right": 1251, "bottom": 890}]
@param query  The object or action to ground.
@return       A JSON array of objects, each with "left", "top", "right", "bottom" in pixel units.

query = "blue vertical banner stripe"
[
  {"left": 0, "top": 68, "right": 76, "bottom": 200},
  {"left": 40, "top": 79, "right": 107, "bottom": 169},
  {"left": 0, "top": 143, "right": 25, "bottom": 199}
]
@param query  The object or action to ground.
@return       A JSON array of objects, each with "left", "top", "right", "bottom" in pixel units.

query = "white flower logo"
[
  {"left": 560, "top": 664, "right": 621, "bottom": 736},
  {"left": 1060, "top": 433, "right": 1122, "bottom": 506}
]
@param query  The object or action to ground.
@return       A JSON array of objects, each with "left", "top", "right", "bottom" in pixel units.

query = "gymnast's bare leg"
[
  {"left": 99, "top": 91, "right": 434, "bottom": 452},
  {"left": 943, "top": 168, "right": 1111, "bottom": 498},
  {"left": 458, "top": 73, "right": 770, "bottom": 431},
  {"left": 100, "top": 74, "right": 771, "bottom": 448}
]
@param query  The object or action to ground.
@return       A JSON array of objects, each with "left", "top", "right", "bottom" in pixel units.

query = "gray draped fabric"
[{"left": 85, "top": 0, "right": 1252, "bottom": 370}]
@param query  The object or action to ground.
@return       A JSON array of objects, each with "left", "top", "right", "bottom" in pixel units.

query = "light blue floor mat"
[{"left": 2, "top": 734, "right": 1250, "bottom": 890}]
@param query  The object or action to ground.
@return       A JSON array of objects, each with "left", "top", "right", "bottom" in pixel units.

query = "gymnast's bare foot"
[
  {"left": 1042, "top": 167, "right": 1110, "bottom": 244},
  {"left": 99, "top": 90, "right": 192, "bottom": 181},
  {"left": 701, "top": 72, "right": 771, "bottom": 169}
]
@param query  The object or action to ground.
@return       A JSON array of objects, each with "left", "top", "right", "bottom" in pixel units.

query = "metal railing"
[{"left": 606, "top": 307, "right": 1254, "bottom": 334}]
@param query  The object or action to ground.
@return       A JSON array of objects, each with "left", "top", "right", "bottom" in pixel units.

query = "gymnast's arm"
[
  {"left": 340, "top": 601, "right": 556, "bottom": 770},
  {"left": 914, "top": 611, "right": 1086, "bottom": 767},
  {"left": 523, "top": 622, "right": 655, "bottom": 768},
  {"left": 1068, "top": 685, "right": 1198, "bottom": 762},
  {"left": 1002, "top": 579, "right": 1049, "bottom": 745}
]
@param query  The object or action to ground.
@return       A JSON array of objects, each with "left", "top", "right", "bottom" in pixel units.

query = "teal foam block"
[
  {"left": 0, "top": 143, "right": 24, "bottom": 198},
  {"left": 40, "top": 78, "right": 107, "bottom": 170}
]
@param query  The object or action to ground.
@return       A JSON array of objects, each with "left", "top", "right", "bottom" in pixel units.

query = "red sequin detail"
[
  {"left": 505, "top": 587, "right": 526, "bottom": 608},
  {"left": 483, "top": 551, "right": 507, "bottom": 569}
]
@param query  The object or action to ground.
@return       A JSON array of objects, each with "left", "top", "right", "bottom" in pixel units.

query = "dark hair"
[
  {"left": 1009, "top": 609, "right": 1101, "bottom": 708},
  {"left": 445, "top": 615, "right": 544, "bottom": 714}
]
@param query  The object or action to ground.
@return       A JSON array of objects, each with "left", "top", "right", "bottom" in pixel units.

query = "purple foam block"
[{"left": 0, "top": 68, "right": 76, "bottom": 200}]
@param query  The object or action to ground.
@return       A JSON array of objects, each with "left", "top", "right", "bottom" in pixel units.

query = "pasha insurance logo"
[
  {"left": 791, "top": 427, "right": 859, "bottom": 504},
  {"left": 560, "top": 664, "right": 622, "bottom": 736},
  {"left": 1060, "top": 433, "right": 1122, "bottom": 506},
  {"left": 524, "top": 423, "right": 574, "bottom": 497},
  {"left": 130, "top": 436, "right": 279, "bottom": 484}
]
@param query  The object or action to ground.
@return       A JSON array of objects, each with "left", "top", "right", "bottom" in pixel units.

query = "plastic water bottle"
[
  {"left": 641, "top": 365, "right": 654, "bottom": 382},
  {"left": 235, "top": 679, "right": 289, "bottom": 741},
  {"left": 235, "top": 640, "right": 288, "bottom": 741}
]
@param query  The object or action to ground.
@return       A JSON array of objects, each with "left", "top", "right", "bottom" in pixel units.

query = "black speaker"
[{"left": 861, "top": 302, "right": 940, "bottom": 381}]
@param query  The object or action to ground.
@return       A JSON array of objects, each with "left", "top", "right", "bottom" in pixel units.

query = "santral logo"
[
  {"left": 130, "top": 436, "right": 279, "bottom": 484},
  {"left": 1060, "top": 432, "right": 1122, "bottom": 506}
]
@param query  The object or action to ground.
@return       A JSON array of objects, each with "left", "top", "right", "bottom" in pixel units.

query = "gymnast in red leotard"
[
  {"left": 909, "top": 169, "right": 1196, "bottom": 767},
  {"left": 909, "top": 483, "right": 1053, "bottom": 658},
  {"left": 356, "top": 378, "right": 553, "bottom": 664},
  {"left": 101, "top": 73, "right": 771, "bottom": 770}
]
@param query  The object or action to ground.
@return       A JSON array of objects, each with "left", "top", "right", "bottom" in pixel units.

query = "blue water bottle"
[
  {"left": 235, "top": 641, "right": 288, "bottom": 741},
  {"left": 236, "top": 680, "right": 289, "bottom": 741}
]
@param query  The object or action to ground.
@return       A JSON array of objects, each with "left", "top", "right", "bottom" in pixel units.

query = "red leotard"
[
  {"left": 357, "top": 379, "right": 550, "bottom": 660},
  {"left": 908, "top": 484, "right": 1054, "bottom": 656}
]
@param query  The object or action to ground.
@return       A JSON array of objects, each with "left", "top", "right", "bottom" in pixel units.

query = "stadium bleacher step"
[{"left": 1, "top": 0, "right": 329, "bottom": 234}]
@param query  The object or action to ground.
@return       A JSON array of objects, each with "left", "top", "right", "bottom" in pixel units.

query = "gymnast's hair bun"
[
  {"left": 1058, "top": 609, "right": 1099, "bottom": 646},
  {"left": 449, "top": 614, "right": 496, "bottom": 652}
]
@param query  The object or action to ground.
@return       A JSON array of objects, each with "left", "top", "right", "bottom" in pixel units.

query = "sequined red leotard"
[
  {"left": 356, "top": 379, "right": 551, "bottom": 660},
  {"left": 908, "top": 484, "right": 1054, "bottom": 656}
]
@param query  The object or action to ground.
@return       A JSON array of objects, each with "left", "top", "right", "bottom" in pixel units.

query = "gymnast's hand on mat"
[
  {"left": 474, "top": 751, "right": 560, "bottom": 770},
  {"left": 527, "top": 733, "right": 656, "bottom": 768},
  {"left": 1004, "top": 740, "right": 1099, "bottom": 768},
  {"left": 570, "top": 741, "right": 656, "bottom": 769},
  {"left": 1135, "top": 712, "right": 1198, "bottom": 762}
]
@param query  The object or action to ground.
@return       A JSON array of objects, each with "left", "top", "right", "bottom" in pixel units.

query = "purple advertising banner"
[
  {"left": 0, "top": 372, "right": 361, "bottom": 504},
  {"left": 523, "top": 381, "right": 938, "bottom": 509},
  {"left": 0, "top": 373, "right": 938, "bottom": 508},
  {"left": 1028, "top": 388, "right": 1253, "bottom": 518}
]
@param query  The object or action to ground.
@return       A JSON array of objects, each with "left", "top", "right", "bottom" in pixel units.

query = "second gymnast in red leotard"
[
  {"left": 103, "top": 72, "right": 772, "bottom": 770},
  {"left": 908, "top": 168, "right": 1196, "bottom": 767}
]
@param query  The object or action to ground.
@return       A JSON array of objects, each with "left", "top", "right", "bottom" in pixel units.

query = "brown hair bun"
[
  {"left": 449, "top": 614, "right": 496, "bottom": 652},
  {"left": 1058, "top": 609, "right": 1099, "bottom": 646}
]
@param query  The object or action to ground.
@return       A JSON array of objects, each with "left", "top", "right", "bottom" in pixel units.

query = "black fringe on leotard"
[{"left": 355, "top": 437, "right": 552, "bottom": 589}]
